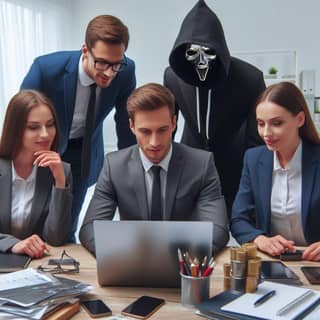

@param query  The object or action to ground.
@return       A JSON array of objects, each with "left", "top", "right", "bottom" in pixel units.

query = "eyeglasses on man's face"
[
  {"left": 37, "top": 250, "right": 80, "bottom": 274},
  {"left": 89, "top": 51, "right": 127, "bottom": 73}
]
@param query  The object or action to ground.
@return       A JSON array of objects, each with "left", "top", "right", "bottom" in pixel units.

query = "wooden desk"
[{"left": 30, "top": 245, "right": 320, "bottom": 319}]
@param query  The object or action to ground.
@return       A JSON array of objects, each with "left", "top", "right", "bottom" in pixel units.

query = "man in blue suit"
[{"left": 21, "top": 15, "right": 136, "bottom": 241}]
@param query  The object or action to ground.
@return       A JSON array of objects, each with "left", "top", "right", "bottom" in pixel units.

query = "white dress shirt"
[
  {"left": 139, "top": 145, "right": 172, "bottom": 218},
  {"left": 11, "top": 163, "right": 37, "bottom": 236},
  {"left": 69, "top": 55, "right": 100, "bottom": 139},
  {"left": 270, "top": 141, "right": 307, "bottom": 245}
]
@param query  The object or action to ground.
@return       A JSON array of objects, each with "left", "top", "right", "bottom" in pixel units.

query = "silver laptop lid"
[{"left": 94, "top": 220, "right": 213, "bottom": 288}]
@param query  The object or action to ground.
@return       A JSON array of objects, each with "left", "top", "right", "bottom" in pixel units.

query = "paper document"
[
  {"left": 221, "top": 281, "right": 320, "bottom": 320},
  {"left": 0, "top": 268, "right": 54, "bottom": 291}
]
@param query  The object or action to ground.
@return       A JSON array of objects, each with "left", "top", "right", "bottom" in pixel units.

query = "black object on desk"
[
  {"left": 260, "top": 261, "right": 302, "bottom": 285},
  {"left": 279, "top": 250, "right": 304, "bottom": 261},
  {"left": 301, "top": 266, "right": 320, "bottom": 285},
  {"left": 196, "top": 290, "right": 264, "bottom": 320},
  {"left": 0, "top": 252, "right": 30, "bottom": 272}
]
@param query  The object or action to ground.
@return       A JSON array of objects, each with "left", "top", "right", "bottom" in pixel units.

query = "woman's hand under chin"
[{"left": 33, "top": 150, "right": 66, "bottom": 188}]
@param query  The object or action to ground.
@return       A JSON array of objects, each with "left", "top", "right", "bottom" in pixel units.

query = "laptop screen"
[{"left": 94, "top": 220, "right": 213, "bottom": 288}]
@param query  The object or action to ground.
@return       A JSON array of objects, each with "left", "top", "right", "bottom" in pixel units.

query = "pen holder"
[{"left": 180, "top": 273, "right": 210, "bottom": 308}]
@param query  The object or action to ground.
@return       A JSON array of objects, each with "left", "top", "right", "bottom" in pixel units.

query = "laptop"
[{"left": 94, "top": 220, "right": 213, "bottom": 287}]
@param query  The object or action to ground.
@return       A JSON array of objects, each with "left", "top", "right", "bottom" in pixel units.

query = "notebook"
[
  {"left": 94, "top": 220, "right": 213, "bottom": 287},
  {"left": 221, "top": 281, "right": 320, "bottom": 320},
  {"left": 0, "top": 252, "right": 31, "bottom": 273}
]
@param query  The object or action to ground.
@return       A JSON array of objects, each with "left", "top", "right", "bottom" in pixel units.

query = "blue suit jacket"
[
  {"left": 231, "top": 141, "right": 320, "bottom": 245},
  {"left": 21, "top": 50, "right": 136, "bottom": 185}
]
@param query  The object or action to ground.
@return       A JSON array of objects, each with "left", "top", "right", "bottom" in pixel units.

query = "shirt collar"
[
  {"left": 78, "top": 54, "right": 95, "bottom": 86},
  {"left": 12, "top": 162, "right": 37, "bottom": 183},
  {"left": 273, "top": 139, "right": 302, "bottom": 171},
  {"left": 139, "top": 144, "right": 172, "bottom": 173}
]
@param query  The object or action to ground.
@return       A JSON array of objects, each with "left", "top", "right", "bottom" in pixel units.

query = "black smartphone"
[
  {"left": 279, "top": 249, "right": 304, "bottom": 261},
  {"left": 301, "top": 266, "right": 320, "bottom": 284},
  {"left": 260, "top": 261, "right": 301, "bottom": 285},
  {"left": 121, "top": 296, "right": 165, "bottom": 319},
  {"left": 81, "top": 299, "right": 112, "bottom": 318}
]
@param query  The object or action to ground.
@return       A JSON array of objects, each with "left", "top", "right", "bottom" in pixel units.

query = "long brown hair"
[
  {"left": 256, "top": 82, "right": 320, "bottom": 145},
  {"left": 0, "top": 90, "right": 60, "bottom": 159}
]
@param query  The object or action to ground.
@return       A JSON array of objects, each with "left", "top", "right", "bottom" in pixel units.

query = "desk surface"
[{"left": 29, "top": 245, "right": 320, "bottom": 319}]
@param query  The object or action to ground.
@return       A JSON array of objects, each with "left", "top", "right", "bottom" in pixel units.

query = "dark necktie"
[
  {"left": 81, "top": 83, "right": 97, "bottom": 180},
  {"left": 151, "top": 166, "right": 162, "bottom": 220}
]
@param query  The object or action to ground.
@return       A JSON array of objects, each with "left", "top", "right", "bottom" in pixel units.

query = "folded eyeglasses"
[{"left": 37, "top": 250, "right": 80, "bottom": 274}]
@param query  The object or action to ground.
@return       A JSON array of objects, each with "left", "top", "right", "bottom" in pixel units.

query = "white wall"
[
  {"left": 70, "top": 0, "right": 320, "bottom": 91},
  {"left": 68, "top": 0, "right": 320, "bottom": 151}
]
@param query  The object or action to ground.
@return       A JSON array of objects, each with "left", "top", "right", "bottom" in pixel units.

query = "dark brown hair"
[
  {"left": 85, "top": 15, "right": 129, "bottom": 50},
  {"left": 127, "top": 83, "right": 175, "bottom": 121},
  {"left": 256, "top": 82, "right": 320, "bottom": 144},
  {"left": 0, "top": 90, "right": 60, "bottom": 159}
]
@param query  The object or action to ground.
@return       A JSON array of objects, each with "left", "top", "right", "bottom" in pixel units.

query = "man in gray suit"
[{"left": 80, "top": 83, "right": 229, "bottom": 254}]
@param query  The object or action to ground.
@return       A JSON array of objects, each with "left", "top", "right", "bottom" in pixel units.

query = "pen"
[
  {"left": 200, "top": 255, "right": 207, "bottom": 276},
  {"left": 182, "top": 252, "right": 191, "bottom": 276},
  {"left": 292, "top": 296, "right": 320, "bottom": 320},
  {"left": 202, "top": 260, "right": 216, "bottom": 277},
  {"left": 276, "top": 290, "right": 315, "bottom": 316},
  {"left": 177, "top": 248, "right": 185, "bottom": 275},
  {"left": 253, "top": 290, "right": 276, "bottom": 307},
  {"left": 185, "top": 251, "right": 193, "bottom": 265}
]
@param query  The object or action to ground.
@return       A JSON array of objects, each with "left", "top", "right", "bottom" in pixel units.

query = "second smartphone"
[
  {"left": 81, "top": 299, "right": 112, "bottom": 318},
  {"left": 121, "top": 296, "right": 165, "bottom": 319}
]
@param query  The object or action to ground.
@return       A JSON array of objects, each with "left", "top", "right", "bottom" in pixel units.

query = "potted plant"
[{"left": 267, "top": 67, "right": 278, "bottom": 78}]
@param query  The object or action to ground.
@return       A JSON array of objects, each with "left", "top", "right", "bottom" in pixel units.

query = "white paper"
[
  {"left": 221, "top": 281, "right": 320, "bottom": 320},
  {"left": 0, "top": 268, "right": 53, "bottom": 291}
]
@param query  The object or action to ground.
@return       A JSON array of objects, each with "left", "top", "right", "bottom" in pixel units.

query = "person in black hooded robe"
[{"left": 164, "top": 0, "right": 266, "bottom": 215}]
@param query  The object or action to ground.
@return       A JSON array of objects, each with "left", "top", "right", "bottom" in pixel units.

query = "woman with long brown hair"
[
  {"left": 231, "top": 82, "right": 320, "bottom": 261},
  {"left": 0, "top": 90, "right": 72, "bottom": 258}
]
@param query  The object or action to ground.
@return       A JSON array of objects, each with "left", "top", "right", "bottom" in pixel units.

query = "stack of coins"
[{"left": 224, "top": 243, "right": 261, "bottom": 293}]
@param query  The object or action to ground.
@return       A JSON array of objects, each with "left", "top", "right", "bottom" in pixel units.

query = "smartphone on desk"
[
  {"left": 121, "top": 296, "right": 165, "bottom": 319},
  {"left": 81, "top": 299, "right": 112, "bottom": 318},
  {"left": 279, "top": 249, "right": 304, "bottom": 261},
  {"left": 301, "top": 266, "right": 320, "bottom": 284}
]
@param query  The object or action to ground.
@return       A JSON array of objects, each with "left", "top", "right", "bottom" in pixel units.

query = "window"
[{"left": 0, "top": 0, "right": 72, "bottom": 128}]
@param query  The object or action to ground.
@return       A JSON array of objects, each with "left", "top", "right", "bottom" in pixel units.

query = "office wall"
[
  {"left": 69, "top": 0, "right": 320, "bottom": 150},
  {"left": 71, "top": 0, "right": 319, "bottom": 88}
]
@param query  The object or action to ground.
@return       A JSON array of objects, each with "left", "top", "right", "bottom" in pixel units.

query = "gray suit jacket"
[
  {"left": 80, "top": 143, "right": 229, "bottom": 254},
  {"left": 0, "top": 159, "right": 73, "bottom": 252}
]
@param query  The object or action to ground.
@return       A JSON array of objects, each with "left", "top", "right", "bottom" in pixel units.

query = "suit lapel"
[
  {"left": 23, "top": 167, "right": 52, "bottom": 236},
  {"left": 257, "top": 148, "right": 273, "bottom": 232},
  {"left": 0, "top": 160, "right": 13, "bottom": 233},
  {"left": 301, "top": 142, "right": 317, "bottom": 230},
  {"left": 165, "top": 144, "right": 185, "bottom": 220},
  {"left": 129, "top": 147, "right": 149, "bottom": 219},
  {"left": 64, "top": 51, "right": 81, "bottom": 132}
]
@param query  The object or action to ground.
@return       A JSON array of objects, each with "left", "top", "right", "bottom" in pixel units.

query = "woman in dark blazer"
[
  {"left": 0, "top": 90, "right": 72, "bottom": 258},
  {"left": 231, "top": 82, "right": 320, "bottom": 261}
]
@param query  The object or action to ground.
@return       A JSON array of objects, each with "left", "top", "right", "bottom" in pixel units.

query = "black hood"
[{"left": 169, "top": 0, "right": 231, "bottom": 88}]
